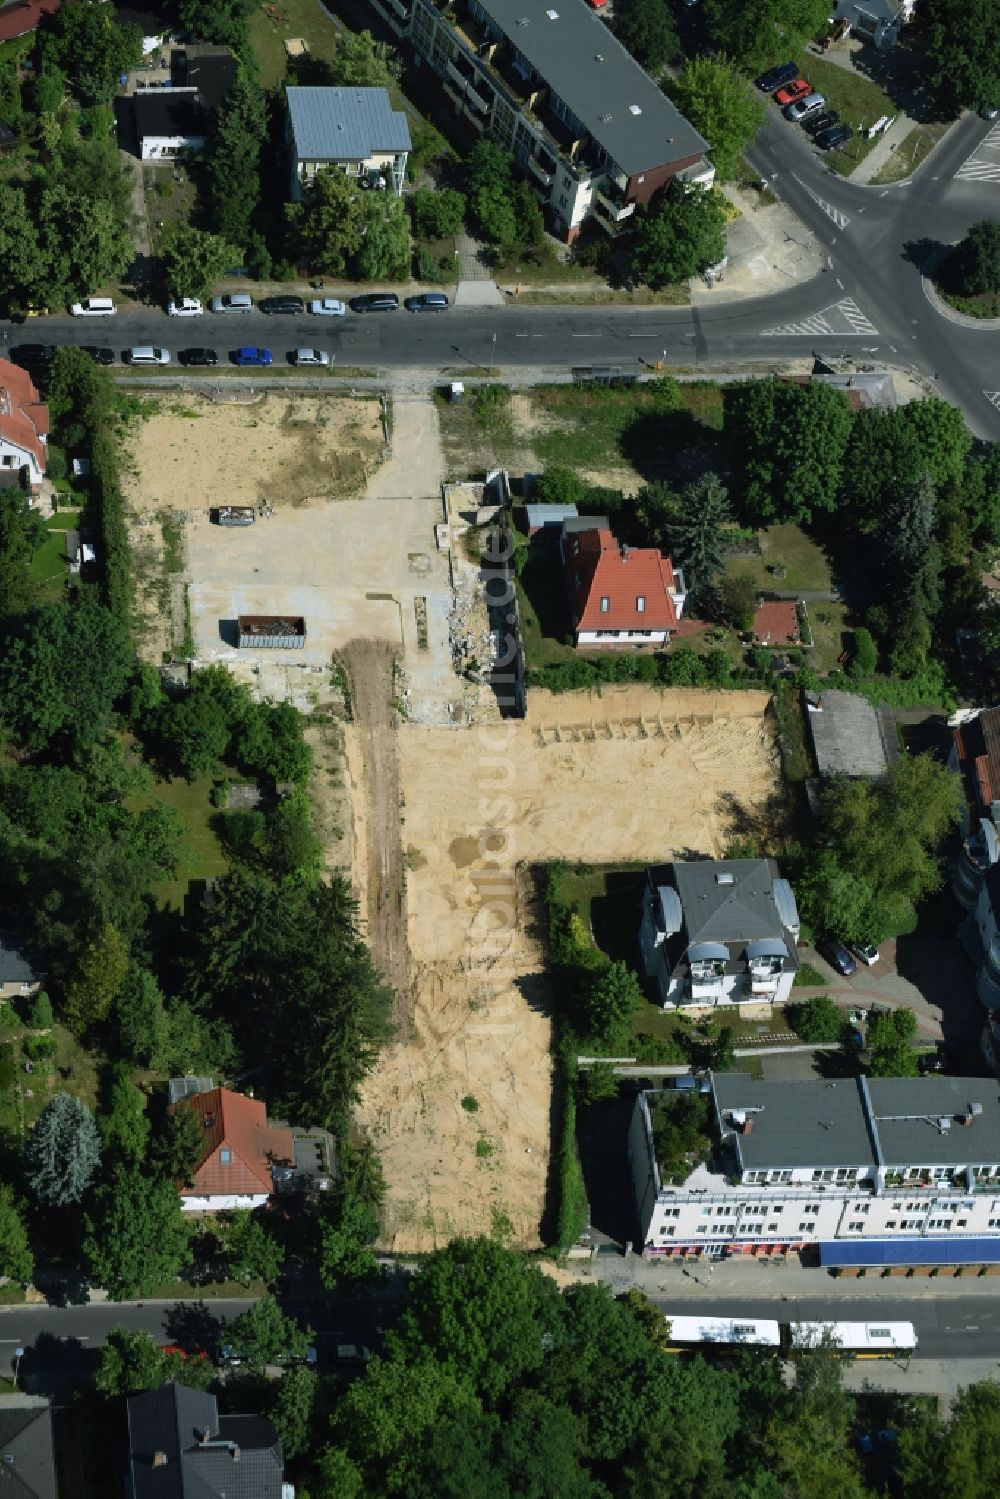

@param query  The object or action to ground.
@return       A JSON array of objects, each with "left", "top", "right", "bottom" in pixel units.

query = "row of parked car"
[
  {"left": 67, "top": 292, "right": 449, "bottom": 318},
  {"left": 9, "top": 344, "right": 337, "bottom": 371},
  {"left": 756, "top": 60, "right": 853, "bottom": 153}
]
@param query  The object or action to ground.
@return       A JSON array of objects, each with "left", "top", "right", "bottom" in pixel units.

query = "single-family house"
[
  {"left": 0, "top": 1398, "right": 57, "bottom": 1499},
  {"left": 0, "top": 358, "right": 48, "bottom": 497},
  {"left": 168, "top": 1086, "right": 294, "bottom": 1211},
  {"left": 285, "top": 86, "right": 411, "bottom": 199},
  {"left": 0, "top": 932, "right": 43, "bottom": 1002},
  {"left": 560, "top": 518, "right": 686, "bottom": 649},
  {"left": 831, "top": 0, "right": 914, "bottom": 48},
  {"left": 804, "top": 688, "right": 897, "bottom": 780},
  {"left": 639, "top": 858, "right": 801, "bottom": 1011},
  {"left": 127, "top": 1383, "right": 289, "bottom": 1499},
  {"left": 0, "top": 0, "right": 60, "bottom": 44},
  {"left": 133, "top": 46, "right": 238, "bottom": 160}
]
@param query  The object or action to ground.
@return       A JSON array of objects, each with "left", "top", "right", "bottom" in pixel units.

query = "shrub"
[
  {"left": 850, "top": 626, "right": 877, "bottom": 678},
  {"left": 26, "top": 991, "right": 53, "bottom": 1029},
  {"left": 787, "top": 995, "right": 846, "bottom": 1043},
  {"left": 23, "top": 1035, "right": 57, "bottom": 1062},
  {"left": 414, "top": 246, "right": 447, "bottom": 282},
  {"left": 535, "top": 467, "right": 586, "bottom": 506}
]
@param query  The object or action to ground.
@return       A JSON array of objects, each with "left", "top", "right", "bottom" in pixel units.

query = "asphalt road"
[
  {"left": 652, "top": 1294, "right": 1000, "bottom": 1359},
  {"left": 4, "top": 109, "right": 1000, "bottom": 433}
]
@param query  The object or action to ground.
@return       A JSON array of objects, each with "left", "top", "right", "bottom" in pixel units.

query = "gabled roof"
[
  {"left": 0, "top": 933, "right": 41, "bottom": 986},
  {"left": 170, "top": 1088, "right": 293, "bottom": 1198},
  {"left": 0, "top": 359, "right": 48, "bottom": 476},
  {"left": 953, "top": 707, "right": 1000, "bottom": 816},
  {"left": 286, "top": 86, "right": 412, "bottom": 162},
  {"left": 0, "top": 0, "right": 61, "bottom": 45},
  {"left": 134, "top": 92, "right": 208, "bottom": 142},
  {"left": 127, "top": 1384, "right": 284, "bottom": 1499},
  {"left": 805, "top": 688, "right": 895, "bottom": 779},
  {"left": 0, "top": 1400, "right": 56, "bottom": 1499},
  {"left": 562, "top": 523, "right": 681, "bottom": 633}
]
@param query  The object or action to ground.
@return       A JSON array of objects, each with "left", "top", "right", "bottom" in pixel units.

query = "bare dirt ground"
[
  {"left": 356, "top": 685, "right": 783, "bottom": 1252},
  {"left": 340, "top": 640, "right": 410, "bottom": 1027},
  {"left": 304, "top": 719, "right": 352, "bottom": 879}
]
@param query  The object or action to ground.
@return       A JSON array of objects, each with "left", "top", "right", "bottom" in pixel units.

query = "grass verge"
[
  {"left": 869, "top": 120, "right": 952, "bottom": 184},
  {"left": 790, "top": 55, "right": 898, "bottom": 177},
  {"left": 131, "top": 773, "right": 232, "bottom": 912}
]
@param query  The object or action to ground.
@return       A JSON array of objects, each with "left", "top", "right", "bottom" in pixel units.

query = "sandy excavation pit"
[{"left": 356, "top": 686, "right": 784, "bottom": 1251}]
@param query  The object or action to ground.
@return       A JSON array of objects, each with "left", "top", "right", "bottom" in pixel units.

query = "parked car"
[
  {"left": 774, "top": 78, "right": 811, "bottom": 106},
  {"left": 293, "top": 347, "right": 330, "bottom": 366},
  {"left": 336, "top": 1344, "right": 372, "bottom": 1363},
  {"left": 756, "top": 61, "right": 799, "bottom": 93},
  {"left": 70, "top": 297, "right": 116, "bottom": 316},
  {"left": 819, "top": 938, "right": 857, "bottom": 977},
  {"left": 80, "top": 345, "right": 115, "bottom": 365},
  {"left": 309, "top": 298, "right": 347, "bottom": 317},
  {"left": 233, "top": 346, "right": 273, "bottom": 366},
  {"left": 785, "top": 92, "right": 826, "bottom": 122},
  {"left": 850, "top": 942, "right": 879, "bottom": 967},
  {"left": 9, "top": 343, "right": 55, "bottom": 369},
  {"left": 127, "top": 346, "right": 171, "bottom": 365},
  {"left": 178, "top": 347, "right": 219, "bottom": 366},
  {"left": 668, "top": 1075, "right": 712, "bottom": 1094},
  {"left": 167, "top": 297, "right": 203, "bottom": 317},
  {"left": 210, "top": 293, "right": 254, "bottom": 313},
  {"left": 404, "top": 292, "right": 450, "bottom": 312},
  {"left": 260, "top": 295, "right": 305, "bottom": 315},
  {"left": 221, "top": 1343, "right": 318, "bottom": 1367},
  {"left": 163, "top": 1345, "right": 209, "bottom": 1363},
  {"left": 815, "top": 123, "right": 853, "bottom": 151},
  {"left": 351, "top": 293, "right": 399, "bottom": 313},
  {"left": 804, "top": 110, "right": 839, "bottom": 136}
]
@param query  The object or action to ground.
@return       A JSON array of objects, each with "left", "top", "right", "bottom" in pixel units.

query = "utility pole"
[{"left": 12, "top": 1347, "right": 24, "bottom": 1388}]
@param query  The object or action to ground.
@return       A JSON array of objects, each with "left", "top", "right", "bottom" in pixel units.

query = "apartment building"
[
  {"left": 630, "top": 1072, "right": 1000, "bottom": 1267},
  {"left": 361, "top": 0, "right": 712, "bottom": 239},
  {"left": 638, "top": 859, "right": 801, "bottom": 1011},
  {"left": 285, "top": 86, "right": 411, "bottom": 199}
]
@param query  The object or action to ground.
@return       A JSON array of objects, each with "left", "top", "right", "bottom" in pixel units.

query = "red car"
[{"left": 774, "top": 78, "right": 811, "bottom": 106}]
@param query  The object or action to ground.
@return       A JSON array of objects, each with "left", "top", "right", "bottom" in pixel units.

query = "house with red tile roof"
[
  {"left": 752, "top": 600, "right": 800, "bottom": 647},
  {"left": 0, "top": 358, "right": 48, "bottom": 496},
  {"left": 169, "top": 1086, "right": 294, "bottom": 1212},
  {"left": 560, "top": 519, "right": 686, "bottom": 649},
  {"left": 950, "top": 707, "right": 1000, "bottom": 833},
  {"left": 0, "top": 0, "right": 61, "bottom": 45}
]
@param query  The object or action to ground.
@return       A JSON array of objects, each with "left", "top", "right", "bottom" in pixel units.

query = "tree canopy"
[
  {"left": 704, "top": 0, "right": 829, "bottom": 68},
  {"left": 667, "top": 58, "right": 765, "bottom": 182},
  {"left": 82, "top": 1169, "right": 191, "bottom": 1298},
  {"left": 633, "top": 184, "right": 727, "bottom": 289},
  {"left": 23, "top": 1092, "right": 101, "bottom": 1206},
  {"left": 923, "top": 0, "right": 1000, "bottom": 115},
  {"left": 614, "top": 0, "right": 680, "bottom": 71}
]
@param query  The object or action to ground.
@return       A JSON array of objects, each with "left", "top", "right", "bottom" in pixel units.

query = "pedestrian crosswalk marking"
[
  {"left": 985, "top": 391, "right": 1000, "bottom": 412},
  {"left": 792, "top": 175, "right": 851, "bottom": 229},
  {"left": 956, "top": 123, "right": 1000, "bottom": 183}
]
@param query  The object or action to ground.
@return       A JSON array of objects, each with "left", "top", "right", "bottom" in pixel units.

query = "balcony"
[
  {"left": 593, "top": 188, "right": 635, "bottom": 224},
  {"left": 526, "top": 152, "right": 555, "bottom": 187},
  {"left": 389, "top": 0, "right": 412, "bottom": 17}
]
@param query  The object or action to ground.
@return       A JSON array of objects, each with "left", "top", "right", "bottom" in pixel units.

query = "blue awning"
[{"left": 820, "top": 1236, "right": 1000, "bottom": 1267}]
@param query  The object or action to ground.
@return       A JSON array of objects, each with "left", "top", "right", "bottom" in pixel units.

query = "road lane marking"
[
  {"left": 985, "top": 391, "right": 1000, "bottom": 410},
  {"left": 761, "top": 298, "right": 878, "bottom": 338},
  {"left": 792, "top": 174, "right": 851, "bottom": 229}
]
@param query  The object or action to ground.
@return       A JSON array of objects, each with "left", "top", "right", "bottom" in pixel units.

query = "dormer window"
[
  {"left": 636, "top": 595, "right": 645, "bottom": 612},
  {"left": 220, "top": 1148, "right": 232, "bottom": 1165}
]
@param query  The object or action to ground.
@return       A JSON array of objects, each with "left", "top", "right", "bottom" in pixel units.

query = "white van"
[{"left": 70, "top": 297, "right": 117, "bottom": 316}]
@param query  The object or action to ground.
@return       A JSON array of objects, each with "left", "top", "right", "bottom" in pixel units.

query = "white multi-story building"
[
  {"left": 630, "top": 1072, "right": 1000, "bottom": 1268},
  {"left": 638, "top": 859, "right": 801, "bottom": 1011},
  {"left": 360, "top": 0, "right": 712, "bottom": 241}
]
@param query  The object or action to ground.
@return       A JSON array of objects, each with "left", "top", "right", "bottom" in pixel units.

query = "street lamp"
[
  {"left": 12, "top": 1347, "right": 24, "bottom": 1388},
  {"left": 489, "top": 332, "right": 496, "bottom": 376}
]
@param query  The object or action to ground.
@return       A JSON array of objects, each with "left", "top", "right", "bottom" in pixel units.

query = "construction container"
[{"left": 237, "top": 615, "right": 306, "bottom": 649}]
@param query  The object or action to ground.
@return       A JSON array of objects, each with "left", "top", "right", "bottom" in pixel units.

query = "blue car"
[{"left": 234, "top": 346, "right": 273, "bottom": 366}]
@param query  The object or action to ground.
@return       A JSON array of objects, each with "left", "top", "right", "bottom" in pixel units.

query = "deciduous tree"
[
  {"left": 82, "top": 1170, "right": 190, "bottom": 1298},
  {"left": 633, "top": 184, "right": 726, "bottom": 290},
  {"left": 410, "top": 187, "right": 466, "bottom": 240},
  {"left": 178, "top": 0, "right": 253, "bottom": 53},
  {"left": 205, "top": 74, "right": 267, "bottom": 248},
  {"left": 225, "top": 1296, "right": 313, "bottom": 1371},
  {"left": 668, "top": 58, "right": 765, "bottom": 181},
  {"left": 867, "top": 1006, "right": 919, "bottom": 1076},
  {"left": 295, "top": 170, "right": 366, "bottom": 275},
  {"left": 704, "top": 0, "right": 829, "bottom": 69},
  {"left": 24, "top": 1092, "right": 101, "bottom": 1206},
  {"left": 923, "top": 0, "right": 1000, "bottom": 115},
  {"left": 164, "top": 225, "right": 240, "bottom": 300},
  {"left": 614, "top": 0, "right": 680, "bottom": 70},
  {"left": 0, "top": 1185, "right": 34, "bottom": 1285},
  {"left": 328, "top": 30, "right": 401, "bottom": 89},
  {"left": 94, "top": 1325, "right": 213, "bottom": 1395},
  {"left": 271, "top": 1367, "right": 317, "bottom": 1460},
  {"left": 579, "top": 960, "right": 643, "bottom": 1042},
  {"left": 215, "top": 1209, "right": 285, "bottom": 1285},
  {"left": 39, "top": 0, "right": 142, "bottom": 105},
  {"left": 99, "top": 1062, "right": 150, "bottom": 1163},
  {"left": 62, "top": 921, "right": 129, "bottom": 1035},
  {"left": 355, "top": 192, "right": 410, "bottom": 281}
]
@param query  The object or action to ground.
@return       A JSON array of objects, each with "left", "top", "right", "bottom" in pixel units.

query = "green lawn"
[
  {"left": 250, "top": 0, "right": 343, "bottom": 88},
  {"left": 132, "top": 774, "right": 231, "bottom": 912},
  {"left": 30, "top": 530, "right": 68, "bottom": 585},
  {"left": 515, "top": 536, "right": 578, "bottom": 670},
  {"left": 45, "top": 507, "right": 82, "bottom": 531},
  {"left": 869, "top": 120, "right": 952, "bottom": 184},
  {"left": 531, "top": 381, "right": 725, "bottom": 475},
  {"left": 726, "top": 524, "right": 833, "bottom": 594},
  {"left": 790, "top": 56, "right": 898, "bottom": 177},
  {"left": 807, "top": 600, "right": 851, "bottom": 673},
  {"left": 0, "top": 1021, "right": 100, "bottom": 1141}
]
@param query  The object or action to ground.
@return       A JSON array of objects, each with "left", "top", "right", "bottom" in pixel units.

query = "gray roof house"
[
  {"left": 639, "top": 859, "right": 800, "bottom": 1011},
  {"left": 832, "top": 0, "right": 914, "bottom": 48},
  {"left": 127, "top": 1383, "right": 286, "bottom": 1499},
  {"left": 804, "top": 689, "right": 898, "bottom": 780},
  {"left": 0, "top": 1398, "right": 57, "bottom": 1499},
  {"left": 0, "top": 933, "right": 42, "bottom": 1001},
  {"left": 285, "top": 86, "right": 411, "bottom": 199}
]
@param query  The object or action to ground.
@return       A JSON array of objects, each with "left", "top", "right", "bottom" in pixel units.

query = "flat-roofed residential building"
[
  {"left": 629, "top": 1072, "right": 1000, "bottom": 1267},
  {"left": 360, "top": 0, "right": 712, "bottom": 239}
]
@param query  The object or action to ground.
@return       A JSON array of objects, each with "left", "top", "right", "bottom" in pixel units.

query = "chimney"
[
  {"left": 231, "top": 1446, "right": 241, "bottom": 1463},
  {"left": 742, "top": 1118, "right": 753, "bottom": 1134},
  {"left": 153, "top": 1452, "right": 168, "bottom": 1468},
  {"left": 200, "top": 1427, "right": 211, "bottom": 1445}
]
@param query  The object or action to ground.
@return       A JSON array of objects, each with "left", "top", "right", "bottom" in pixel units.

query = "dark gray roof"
[
  {"left": 713, "top": 1073, "right": 878, "bottom": 1171},
  {"left": 473, "top": 0, "right": 708, "bottom": 176},
  {"left": 806, "top": 689, "right": 892, "bottom": 779},
  {"left": 0, "top": 934, "right": 41, "bottom": 986},
  {"left": 673, "top": 860, "right": 792, "bottom": 945},
  {"left": 134, "top": 92, "right": 208, "bottom": 141},
  {"left": 0, "top": 1399, "right": 56, "bottom": 1499},
  {"left": 127, "top": 1384, "right": 283, "bottom": 1499},
  {"left": 170, "top": 48, "right": 238, "bottom": 110},
  {"left": 869, "top": 1077, "right": 1000, "bottom": 1167},
  {"left": 561, "top": 514, "right": 609, "bottom": 535},
  {"left": 286, "top": 87, "right": 412, "bottom": 162}
]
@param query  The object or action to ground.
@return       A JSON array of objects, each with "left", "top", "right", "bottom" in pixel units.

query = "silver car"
[
  {"left": 308, "top": 298, "right": 347, "bottom": 317},
  {"left": 210, "top": 293, "right": 254, "bottom": 313},
  {"left": 294, "top": 348, "right": 330, "bottom": 366}
]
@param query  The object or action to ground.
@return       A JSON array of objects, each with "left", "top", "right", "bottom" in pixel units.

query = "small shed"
[
  {"left": 526, "top": 502, "right": 578, "bottom": 536},
  {"left": 805, "top": 689, "right": 898, "bottom": 779},
  {"left": 752, "top": 600, "right": 800, "bottom": 647},
  {"left": 237, "top": 614, "right": 306, "bottom": 649}
]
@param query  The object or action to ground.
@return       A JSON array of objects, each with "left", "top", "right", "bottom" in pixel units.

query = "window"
[
  {"left": 1, "top": 456, "right": 14, "bottom": 468},
  {"left": 636, "top": 595, "right": 646, "bottom": 613},
  {"left": 697, "top": 1225, "right": 707, "bottom": 1234},
  {"left": 600, "top": 596, "right": 610, "bottom": 613},
  {"left": 886, "top": 1221, "right": 897, "bottom": 1229},
  {"left": 220, "top": 1148, "right": 232, "bottom": 1165},
  {"left": 798, "top": 1222, "right": 816, "bottom": 1233},
  {"left": 849, "top": 1221, "right": 864, "bottom": 1232},
  {"left": 767, "top": 1223, "right": 778, "bottom": 1233},
  {"left": 957, "top": 1218, "right": 968, "bottom": 1227},
  {"left": 700, "top": 1207, "right": 712, "bottom": 1217}
]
